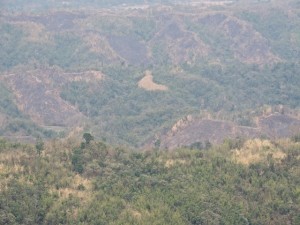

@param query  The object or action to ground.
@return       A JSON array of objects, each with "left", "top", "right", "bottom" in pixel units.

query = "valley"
[{"left": 0, "top": 0, "right": 299, "bottom": 147}]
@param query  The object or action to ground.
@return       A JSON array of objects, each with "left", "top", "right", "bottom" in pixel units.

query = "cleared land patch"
[{"left": 138, "top": 70, "right": 168, "bottom": 91}]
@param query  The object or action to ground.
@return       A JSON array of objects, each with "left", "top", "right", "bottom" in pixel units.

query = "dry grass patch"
[
  {"left": 233, "top": 139, "right": 286, "bottom": 165},
  {"left": 0, "top": 151, "right": 29, "bottom": 166},
  {"left": 0, "top": 163, "right": 6, "bottom": 174},
  {"left": 12, "top": 21, "right": 51, "bottom": 43},
  {"left": 52, "top": 174, "right": 93, "bottom": 203},
  {"left": 65, "top": 70, "right": 104, "bottom": 82},
  {"left": 165, "top": 159, "right": 186, "bottom": 168},
  {"left": 83, "top": 34, "right": 119, "bottom": 60}
]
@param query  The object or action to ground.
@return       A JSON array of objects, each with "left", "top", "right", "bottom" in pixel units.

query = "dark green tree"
[
  {"left": 71, "top": 148, "right": 84, "bottom": 174},
  {"left": 35, "top": 137, "right": 44, "bottom": 156},
  {"left": 83, "top": 133, "right": 94, "bottom": 145}
]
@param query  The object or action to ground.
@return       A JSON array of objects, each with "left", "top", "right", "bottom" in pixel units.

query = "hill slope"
[
  {"left": 152, "top": 113, "right": 300, "bottom": 149},
  {"left": 0, "top": 0, "right": 300, "bottom": 146}
]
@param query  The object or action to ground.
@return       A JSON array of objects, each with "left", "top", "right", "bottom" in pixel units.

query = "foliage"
[
  {"left": 0, "top": 137, "right": 299, "bottom": 224},
  {"left": 0, "top": 82, "right": 22, "bottom": 117},
  {"left": 0, "top": 2, "right": 299, "bottom": 224},
  {"left": 35, "top": 137, "right": 44, "bottom": 156},
  {"left": 237, "top": 8, "right": 300, "bottom": 61},
  {"left": 83, "top": 133, "right": 94, "bottom": 145}
]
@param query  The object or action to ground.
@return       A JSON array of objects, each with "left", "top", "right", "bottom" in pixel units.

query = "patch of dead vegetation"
[
  {"left": 0, "top": 163, "right": 6, "bottom": 174},
  {"left": 232, "top": 139, "right": 286, "bottom": 165},
  {"left": 165, "top": 159, "right": 186, "bottom": 168},
  {"left": 150, "top": 20, "right": 210, "bottom": 64},
  {"left": 12, "top": 21, "right": 51, "bottom": 43},
  {"left": 0, "top": 151, "right": 29, "bottom": 165},
  {"left": 52, "top": 174, "right": 93, "bottom": 202},
  {"left": 221, "top": 16, "right": 280, "bottom": 64},
  {"left": 0, "top": 150, "right": 32, "bottom": 186},
  {"left": 119, "top": 205, "right": 143, "bottom": 221},
  {"left": 128, "top": 208, "right": 142, "bottom": 220},
  {"left": 2, "top": 69, "right": 103, "bottom": 126},
  {"left": 83, "top": 33, "right": 119, "bottom": 60},
  {"left": 138, "top": 70, "right": 168, "bottom": 91},
  {"left": 65, "top": 70, "right": 104, "bottom": 82}
]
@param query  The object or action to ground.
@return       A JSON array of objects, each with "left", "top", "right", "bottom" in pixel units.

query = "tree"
[
  {"left": 83, "top": 133, "right": 94, "bottom": 145},
  {"left": 204, "top": 140, "right": 212, "bottom": 150},
  {"left": 189, "top": 141, "right": 203, "bottom": 150},
  {"left": 154, "top": 139, "right": 161, "bottom": 149},
  {"left": 72, "top": 148, "right": 84, "bottom": 174},
  {"left": 35, "top": 137, "right": 44, "bottom": 156}
]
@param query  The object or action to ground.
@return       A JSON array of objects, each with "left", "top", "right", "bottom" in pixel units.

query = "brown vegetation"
[{"left": 138, "top": 70, "right": 168, "bottom": 91}]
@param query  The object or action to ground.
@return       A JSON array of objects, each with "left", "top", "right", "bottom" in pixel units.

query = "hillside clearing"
[{"left": 138, "top": 70, "right": 168, "bottom": 91}]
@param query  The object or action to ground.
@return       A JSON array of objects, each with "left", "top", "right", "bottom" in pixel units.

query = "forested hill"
[
  {"left": 0, "top": 0, "right": 300, "bottom": 147},
  {"left": 0, "top": 135, "right": 299, "bottom": 224},
  {"left": 1, "top": 0, "right": 300, "bottom": 224},
  {"left": 0, "top": 0, "right": 239, "bottom": 11}
]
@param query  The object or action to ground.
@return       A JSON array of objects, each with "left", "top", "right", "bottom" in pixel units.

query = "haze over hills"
[
  {"left": 1, "top": 1, "right": 300, "bottom": 225},
  {"left": 0, "top": 0, "right": 300, "bottom": 147}
]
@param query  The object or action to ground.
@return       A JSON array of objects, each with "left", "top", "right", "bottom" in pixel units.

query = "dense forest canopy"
[{"left": 0, "top": 136, "right": 299, "bottom": 224}]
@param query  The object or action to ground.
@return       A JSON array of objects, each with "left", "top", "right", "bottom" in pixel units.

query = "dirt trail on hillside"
[{"left": 138, "top": 70, "right": 168, "bottom": 91}]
